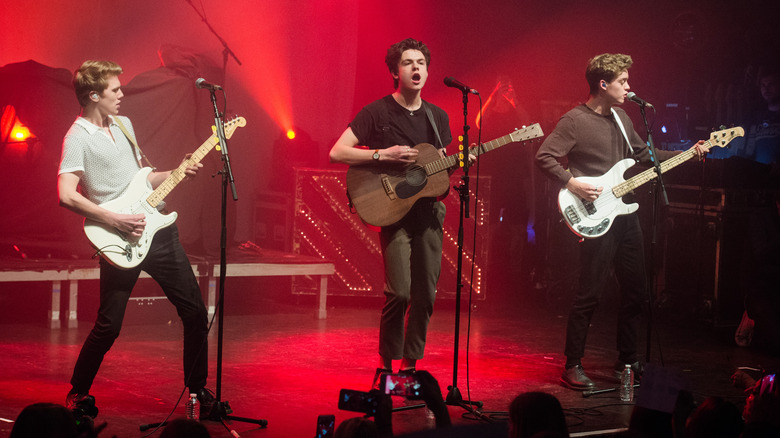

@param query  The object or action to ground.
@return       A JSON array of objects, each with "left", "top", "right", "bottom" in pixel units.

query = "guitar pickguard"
[{"left": 394, "top": 165, "right": 428, "bottom": 199}]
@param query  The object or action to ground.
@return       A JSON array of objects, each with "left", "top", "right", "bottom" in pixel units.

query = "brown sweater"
[{"left": 536, "top": 104, "right": 677, "bottom": 186}]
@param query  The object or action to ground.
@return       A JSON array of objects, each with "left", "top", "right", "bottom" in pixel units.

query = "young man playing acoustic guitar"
[
  {"left": 58, "top": 60, "right": 214, "bottom": 415},
  {"left": 535, "top": 53, "right": 705, "bottom": 390},
  {"left": 329, "top": 38, "right": 454, "bottom": 387}
]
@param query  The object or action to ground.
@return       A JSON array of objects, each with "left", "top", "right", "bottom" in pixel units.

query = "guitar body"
[
  {"left": 346, "top": 143, "right": 450, "bottom": 227},
  {"left": 558, "top": 158, "right": 638, "bottom": 239},
  {"left": 345, "top": 124, "right": 545, "bottom": 227},
  {"left": 83, "top": 167, "right": 178, "bottom": 269},
  {"left": 80, "top": 116, "right": 246, "bottom": 268},
  {"left": 556, "top": 127, "right": 744, "bottom": 239}
]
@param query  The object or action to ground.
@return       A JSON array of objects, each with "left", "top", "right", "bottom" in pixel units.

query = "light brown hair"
[{"left": 73, "top": 60, "right": 123, "bottom": 107}]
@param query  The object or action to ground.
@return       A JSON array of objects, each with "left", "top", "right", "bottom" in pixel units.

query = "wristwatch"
[{"left": 372, "top": 149, "right": 380, "bottom": 160}]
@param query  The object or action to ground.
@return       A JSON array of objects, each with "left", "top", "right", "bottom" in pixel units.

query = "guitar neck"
[
  {"left": 146, "top": 134, "right": 220, "bottom": 208},
  {"left": 423, "top": 131, "right": 518, "bottom": 176},
  {"left": 613, "top": 143, "right": 706, "bottom": 198}
]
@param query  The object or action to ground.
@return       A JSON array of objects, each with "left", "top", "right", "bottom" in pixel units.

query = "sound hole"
[{"left": 406, "top": 166, "right": 426, "bottom": 186}]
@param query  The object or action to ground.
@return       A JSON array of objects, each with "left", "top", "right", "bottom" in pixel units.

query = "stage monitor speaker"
[{"left": 254, "top": 191, "right": 293, "bottom": 252}]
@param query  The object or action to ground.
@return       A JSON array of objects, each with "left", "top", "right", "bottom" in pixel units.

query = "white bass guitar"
[{"left": 558, "top": 126, "right": 743, "bottom": 239}]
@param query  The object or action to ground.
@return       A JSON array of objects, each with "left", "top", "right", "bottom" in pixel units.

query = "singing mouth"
[{"left": 412, "top": 73, "right": 421, "bottom": 84}]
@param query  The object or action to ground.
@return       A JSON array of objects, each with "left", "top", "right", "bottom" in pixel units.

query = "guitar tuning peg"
[{"left": 719, "top": 125, "right": 726, "bottom": 130}]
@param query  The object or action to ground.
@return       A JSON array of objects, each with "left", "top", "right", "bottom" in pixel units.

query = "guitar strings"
[{"left": 580, "top": 187, "right": 619, "bottom": 216}]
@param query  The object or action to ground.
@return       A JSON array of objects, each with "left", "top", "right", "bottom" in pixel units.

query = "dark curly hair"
[{"left": 385, "top": 38, "right": 431, "bottom": 89}]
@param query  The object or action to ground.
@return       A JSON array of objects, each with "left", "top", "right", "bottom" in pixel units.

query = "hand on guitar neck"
[{"left": 565, "top": 139, "right": 706, "bottom": 203}]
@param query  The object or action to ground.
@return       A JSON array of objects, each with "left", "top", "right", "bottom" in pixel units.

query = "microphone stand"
[
  {"left": 184, "top": 0, "right": 242, "bottom": 73},
  {"left": 207, "top": 87, "right": 268, "bottom": 432},
  {"left": 445, "top": 89, "right": 484, "bottom": 416},
  {"left": 638, "top": 103, "right": 666, "bottom": 365}
]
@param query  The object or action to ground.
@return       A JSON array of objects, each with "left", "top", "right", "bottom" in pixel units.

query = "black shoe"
[
  {"left": 614, "top": 361, "right": 643, "bottom": 383},
  {"left": 561, "top": 365, "right": 596, "bottom": 390},
  {"left": 195, "top": 387, "right": 217, "bottom": 418},
  {"left": 66, "top": 392, "right": 99, "bottom": 420},
  {"left": 372, "top": 368, "right": 392, "bottom": 390}
]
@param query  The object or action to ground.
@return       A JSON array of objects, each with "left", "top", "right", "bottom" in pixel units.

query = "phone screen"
[
  {"left": 316, "top": 414, "right": 335, "bottom": 438},
  {"left": 338, "top": 389, "right": 378, "bottom": 415},
  {"left": 380, "top": 373, "right": 422, "bottom": 398}
]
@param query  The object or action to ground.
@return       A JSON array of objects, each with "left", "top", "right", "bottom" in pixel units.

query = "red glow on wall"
[{"left": 1, "top": 105, "right": 36, "bottom": 146}]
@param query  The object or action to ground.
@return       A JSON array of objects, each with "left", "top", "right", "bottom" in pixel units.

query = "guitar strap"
[
  {"left": 113, "top": 117, "right": 156, "bottom": 169},
  {"left": 423, "top": 101, "right": 444, "bottom": 150},
  {"left": 611, "top": 107, "right": 636, "bottom": 157}
]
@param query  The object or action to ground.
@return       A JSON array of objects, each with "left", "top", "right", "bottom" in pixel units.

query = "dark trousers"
[
  {"left": 379, "top": 200, "right": 445, "bottom": 361},
  {"left": 564, "top": 214, "right": 647, "bottom": 364},
  {"left": 70, "top": 225, "right": 209, "bottom": 394}
]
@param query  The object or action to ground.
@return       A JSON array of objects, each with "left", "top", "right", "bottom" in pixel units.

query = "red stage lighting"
[
  {"left": 1, "top": 105, "right": 36, "bottom": 144},
  {"left": 286, "top": 129, "right": 296, "bottom": 140},
  {"left": 11, "top": 125, "right": 32, "bottom": 141}
]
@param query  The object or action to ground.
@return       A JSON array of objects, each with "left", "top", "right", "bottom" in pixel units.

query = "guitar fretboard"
[
  {"left": 145, "top": 117, "right": 245, "bottom": 208},
  {"left": 146, "top": 135, "right": 220, "bottom": 208},
  {"left": 613, "top": 127, "right": 743, "bottom": 198},
  {"left": 422, "top": 124, "right": 542, "bottom": 176}
]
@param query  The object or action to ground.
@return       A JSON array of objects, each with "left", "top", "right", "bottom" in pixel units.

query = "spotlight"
[
  {"left": 286, "top": 129, "right": 296, "bottom": 140},
  {"left": 1, "top": 105, "right": 36, "bottom": 144},
  {"left": 12, "top": 125, "right": 31, "bottom": 141}
]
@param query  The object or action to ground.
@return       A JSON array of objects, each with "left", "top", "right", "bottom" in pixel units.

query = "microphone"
[
  {"left": 626, "top": 92, "right": 653, "bottom": 108},
  {"left": 444, "top": 77, "right": 479, "bottom": 94},
  {"left": 195, "top": 78, "right": 222, "bottom": 91}
]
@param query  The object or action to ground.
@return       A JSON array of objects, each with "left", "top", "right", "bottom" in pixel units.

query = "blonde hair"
[
  {"left": 73, "top": 60, "right": 123, "bottom": 107},
  {"left": 585, "top": 53, "right": 633, "bottom": 95}
]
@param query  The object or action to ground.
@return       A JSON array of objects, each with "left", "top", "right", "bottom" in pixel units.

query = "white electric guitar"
[
  {"left": 84, "top": 116, "right": 246, "bottom": 269},
  {"left": 558, "top": 126, "right": 744, "bottom": 239}
]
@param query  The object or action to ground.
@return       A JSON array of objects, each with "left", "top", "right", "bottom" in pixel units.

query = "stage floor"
[{"left": 1, "top": 288, "right": 777, "bottom": 437}]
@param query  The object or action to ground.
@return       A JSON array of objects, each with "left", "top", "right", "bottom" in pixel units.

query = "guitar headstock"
[
  {"left": 706, "top": 126, "right": 744, "bottom": 149},
  {"left": 224, "top": 116, "right": 247, "bottom": 139},
  {"left": 509, "top": 123, "right": 544, "bottom": 142}
]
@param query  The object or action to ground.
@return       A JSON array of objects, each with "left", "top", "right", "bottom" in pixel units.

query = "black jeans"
[
  {"left": 564, "top": 214, "right": 647, "bottom": 364},
  {"left": 70, "top": 225, "right": 208, "bottom": 394}
]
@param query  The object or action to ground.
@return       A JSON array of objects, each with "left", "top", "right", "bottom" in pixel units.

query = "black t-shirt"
[{"left": 349, "top": 95, "right": 452, "bottom": 151}]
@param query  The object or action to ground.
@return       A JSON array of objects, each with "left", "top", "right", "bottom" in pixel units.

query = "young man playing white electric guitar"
[
  {"left": 536, "top": 53, "right": 706, "bottom": 390},
  {"left": 58, "top": 60, "right": 214, "bottom": 416}
]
